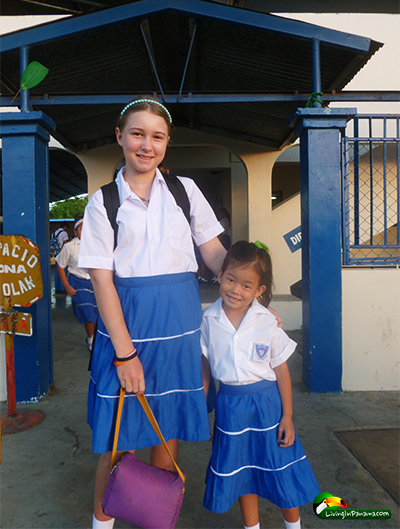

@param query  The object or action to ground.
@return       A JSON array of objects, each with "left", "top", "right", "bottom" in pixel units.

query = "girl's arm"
[
  {"left": 90, "top": 268, "right": 145, "bottom": 395},
  {"left": 273, "top": 361, "right": 295, "bottom": 447},
  {"left": 198, "top": 237, "right": 227, "bottom": 275},
  {"left": 57, "top": 265, "right": 76, "bottom": 297}
]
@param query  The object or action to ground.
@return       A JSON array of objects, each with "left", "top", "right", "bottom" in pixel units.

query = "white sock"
[
  {"left": 244, "top": 524, "right": 260, "bottom": 529},
  {"left": 92, "top": 514, "right": 115, "bottom": 529},
  {"left": 284, "top": 517, "right": 301, "bottom": 529},
  {"left": 87, "top": 336, "right": 94, "bottom": 344}
]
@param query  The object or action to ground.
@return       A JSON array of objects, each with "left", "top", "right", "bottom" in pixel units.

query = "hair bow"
[{"left": 253, "top": 240, "right": 269, "bottom": 253}]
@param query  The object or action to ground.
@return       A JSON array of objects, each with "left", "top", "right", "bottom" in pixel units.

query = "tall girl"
[
  {"left": 78, "top": 97, "right": 227, "bottom": 528},
  {"left": 201, "top": 241, "right": 320, "bottom": 529}
]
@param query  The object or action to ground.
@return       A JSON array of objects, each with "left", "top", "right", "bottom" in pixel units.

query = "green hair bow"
[{"left": 254, "top": 240, "right": 269, "bottom": 253}]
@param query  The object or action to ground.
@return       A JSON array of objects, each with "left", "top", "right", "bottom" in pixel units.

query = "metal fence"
[{"left": 342, "top": 115, "right": 400, "bottom": 265}]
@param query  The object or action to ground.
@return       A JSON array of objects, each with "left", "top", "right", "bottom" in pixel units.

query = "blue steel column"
[
  {"left": 1, "top": 112, "right": 55, "bottom": 402},
  {"left": 289, "top": 108, "right": 356, "bottom": 393},
  {"left": 20, "top": 46, "right": 31, "bottom": 112}
]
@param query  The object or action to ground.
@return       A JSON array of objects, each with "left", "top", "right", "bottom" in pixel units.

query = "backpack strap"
[
  {"left": 101, "top": 174, "right": 191, "bottom": 251},
  {"left": 164, "top": 173, "right": 191, "bottom": 225},
  {"left": 101, "top": 180, "right": 120, "bottom": 251}
]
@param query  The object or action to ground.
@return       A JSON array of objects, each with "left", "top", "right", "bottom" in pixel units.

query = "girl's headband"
[
  {"left": 74, "top": 218, "right": 83, "bottom": 230},
  {"left": 120, "top": 99, "right": 172, "bottom": 123}
]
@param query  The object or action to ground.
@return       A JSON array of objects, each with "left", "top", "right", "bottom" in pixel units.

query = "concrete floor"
[{"left": 1, "top": 282, "right": 399, "bottom": 529}]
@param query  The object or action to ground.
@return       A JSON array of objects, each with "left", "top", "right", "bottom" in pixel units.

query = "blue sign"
[{"left": 283, "top": 226, "right": 302, "bottom": 253}]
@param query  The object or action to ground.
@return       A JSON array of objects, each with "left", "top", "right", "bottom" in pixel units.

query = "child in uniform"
[
  {"left": 201, "top": 240, "right": 320, "bottom": 529},
  {"left": 56, "top": 215, "right": 97, "bottom": 350}
]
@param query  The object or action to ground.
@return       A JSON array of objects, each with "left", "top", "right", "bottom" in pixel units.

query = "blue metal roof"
[
  {"left": 0, "top": 0, "right": 374, "bottom": 53},
  {"left": 0, "top": 0, "right": 383, "bottom": 159}
]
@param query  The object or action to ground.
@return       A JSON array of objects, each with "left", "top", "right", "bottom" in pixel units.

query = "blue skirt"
[
  {"left": 69, "top": 274, "right": 98, "bottom": 324},
  {"left": 203, "top": 380, "right": 320, "bottom": 512},
  {"left": 88, "top": 272, "right": 210, "bottom": 453}
]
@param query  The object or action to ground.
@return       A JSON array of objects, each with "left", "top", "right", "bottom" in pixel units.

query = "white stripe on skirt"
[{"left": 210, "top": 455, "right": 308, "bottom": 477}]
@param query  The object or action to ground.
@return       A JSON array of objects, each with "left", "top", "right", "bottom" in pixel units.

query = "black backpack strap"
[
  {"left": 164, "top": 173, "right": 191, "bottom": 225},
  {"left": 101, "top": 174, "right": 190, "bottom": 251},
  {"left": 101, "top": 180, "right": 120, "bottom": 251}
]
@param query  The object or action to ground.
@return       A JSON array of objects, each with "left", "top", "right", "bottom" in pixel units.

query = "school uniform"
[
  {"left": 56, "top": 237, "right": 98, "bottom": 324},
  {"left": 201, "top": 297, "right": 320, "bottom": 512},
  {"left": 78, "top": 168, "right": 224, "bottom": 453},
  {"left": 52, "top": 228, "right": 69, "bottom": 291}
]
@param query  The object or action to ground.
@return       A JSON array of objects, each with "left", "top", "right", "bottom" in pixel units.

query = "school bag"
[
  {"left": 101, "top": 174, "right": 191, "bottom": 250},
  {"left": 50, "top": 228, "right": 63, "bottom": 257}
]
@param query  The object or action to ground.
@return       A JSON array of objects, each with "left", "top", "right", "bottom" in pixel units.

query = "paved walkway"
[{"left": 1, "top": 285, "right": 399, "bottom": 528}]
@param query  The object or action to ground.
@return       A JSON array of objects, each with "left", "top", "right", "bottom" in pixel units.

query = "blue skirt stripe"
[
  {"left": 203, "top": 382, "right": 320, "bottom": 512},
  {"left": 68, "top": 274, "right": 98, "bottom": 324},
  {"left": 88, "top": 272, "right": 210, "bottom": 453}
]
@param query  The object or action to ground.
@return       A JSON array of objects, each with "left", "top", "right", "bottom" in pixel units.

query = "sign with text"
[
  {"left": 283, "top": 226, "right": 302, "bottom": 253},
  {"left": 1, "top": 311, "right": 33, "bottom": 336},
  {"left": 0, "top": 235, "right": 43, "bottom": 307}
]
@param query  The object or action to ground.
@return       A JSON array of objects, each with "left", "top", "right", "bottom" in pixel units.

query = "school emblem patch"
[{"left": 253, "top": 343, "right": 269, "bottom": 361}]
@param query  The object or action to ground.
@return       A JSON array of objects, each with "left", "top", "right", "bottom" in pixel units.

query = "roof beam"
[
  {"left": 140, "top": 19, "right": 166, "bottom": 100},
  {"left": 0, "top": 0, "right": 377, "bottom": 53},
  {"left": 2, "top": 91, "right": 399, "bottom": 107}
]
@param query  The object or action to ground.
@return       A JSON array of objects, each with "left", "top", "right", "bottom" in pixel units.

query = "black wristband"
[{"left": 114, "top": 349, "right": 138, "bottom": 366}]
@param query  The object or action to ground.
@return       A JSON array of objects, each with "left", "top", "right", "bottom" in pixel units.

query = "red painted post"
[
  {"left": 3, "top": 297, "right": 17, "bottom": 417},
  {"left": 5, "top": 334, "right": 16, "bottom": 417}
]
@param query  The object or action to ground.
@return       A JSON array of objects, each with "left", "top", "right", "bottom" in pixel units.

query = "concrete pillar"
[
  {"left": 289, "top": 108, "right": 356, "bottom": 393},
  {"left": 1, "top": 111, "right": 55, "bottom": 402}
]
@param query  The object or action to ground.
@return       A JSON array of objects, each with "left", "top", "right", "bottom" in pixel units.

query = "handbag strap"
[{"left": 110, "top": 388, "right": 186, "bottom": 486}]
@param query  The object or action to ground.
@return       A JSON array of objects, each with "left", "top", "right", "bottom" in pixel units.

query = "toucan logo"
[
  {"left": 314, "top": 492, "right": 347, "bottom": 518},
  {"left": 313, "top": 492, "right": 392, "bottom": 520}
]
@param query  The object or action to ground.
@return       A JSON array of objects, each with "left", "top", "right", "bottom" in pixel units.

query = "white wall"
[
  {"left": 275, "top": 13, "right": 400, "bottom": 116},
  {"left": 342, "top": 267, "right": 400, "bottom": 390},
  {"left": 270, "top": 193, "right": 302, "bottom": 295}
]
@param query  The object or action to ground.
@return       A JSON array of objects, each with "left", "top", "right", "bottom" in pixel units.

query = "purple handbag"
[{"left": 102, "top": 389, "right": 186, "bottom": 529}]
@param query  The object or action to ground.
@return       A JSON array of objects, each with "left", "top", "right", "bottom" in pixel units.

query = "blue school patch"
[{"left": 253, "top": 343, "right": 269, "bottom": 362}]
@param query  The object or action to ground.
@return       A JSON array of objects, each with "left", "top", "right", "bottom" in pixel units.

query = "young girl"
[
  {"left": 201, "top": 241, "right": 320, "bottom": 529},
  {"left": 55, "top": 215, "right": 97, "bottom": 350},
  {"left": 78, "top": 97, "right": 227, "bottom": 528}
]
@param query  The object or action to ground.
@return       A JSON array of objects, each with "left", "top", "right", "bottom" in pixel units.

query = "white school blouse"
[
  {"left": 201, "top": 297, "right": 297, "bottom": 385},
  {"left": 78, "top": 168, "right": 223, "bottom": 277},
  {"left": 56, "top": 237, "right": 90, "bottom": 280}
]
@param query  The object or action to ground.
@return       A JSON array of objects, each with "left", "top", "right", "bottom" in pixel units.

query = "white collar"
[
  {"left": 206, "top": 296, "right": 268, "bottom": 320},
  {"left": 117, "top": 167, "right": 165, "bottom": 203}
]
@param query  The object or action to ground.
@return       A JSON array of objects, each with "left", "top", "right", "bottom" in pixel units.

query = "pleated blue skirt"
[
  {"left": 203, "top": 380, "right": 320, "bottom": 512},
  {"left": 88, "top": 272, "right": 210, "bottom": 453},
  {"left": 69, "top": 274, "right": 98, "bottom": 324}
]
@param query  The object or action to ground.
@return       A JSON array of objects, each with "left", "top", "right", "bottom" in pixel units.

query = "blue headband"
[{"left": 120, "top": 99, "right": 172, "bottom": 123}]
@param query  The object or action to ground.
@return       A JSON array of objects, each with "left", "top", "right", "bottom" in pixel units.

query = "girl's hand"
[
  {"left": 277, "top": 415, "right": 295, "bottom": 447},
  {"left": 117, "top": 356, "right": 145, "bottom": 395},
  {"left": 267, "top": 306, "right": 283, "bottom": 328},
  {"left": 65, "top": 284, "right": 77, "bottom": 297}
]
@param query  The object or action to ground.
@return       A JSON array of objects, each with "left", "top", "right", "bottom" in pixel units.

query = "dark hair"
[
  {"left": 117, "top": 96, "right": 172, "bottom": 136},
  {"left": 74, "top": 214, "right": 83, "bottom": 223},
  {"left": 220, "top": 240, "right": 273, "bottom": 307}
]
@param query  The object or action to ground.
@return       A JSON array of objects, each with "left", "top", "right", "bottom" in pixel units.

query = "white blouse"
[
  {"left": 78, "top": 168, "right": 223, "bottom": 277},
  {"left": 201, "top": 297, "right": 297, "bottom": 385},
  {"left": 56, "top": 237, "right": 90, "bottom": 280}
]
